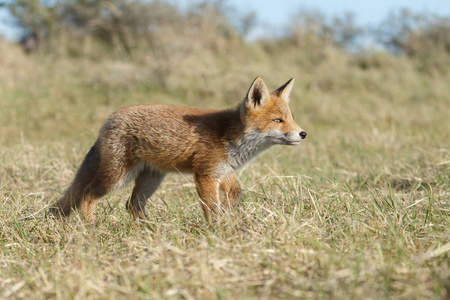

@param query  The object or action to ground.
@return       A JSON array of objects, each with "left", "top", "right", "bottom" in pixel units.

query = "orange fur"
[{"left": 50, "top": 77, "right": 307, "bottom": 224}]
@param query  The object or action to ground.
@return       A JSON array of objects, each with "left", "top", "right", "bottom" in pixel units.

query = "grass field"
[{"left": 0, "top": 41, "right": 449, "bottom": 299}]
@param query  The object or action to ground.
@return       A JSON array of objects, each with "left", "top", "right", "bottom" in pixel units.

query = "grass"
[{"left": 0, "top": 41, "right": 449, "bottom": 299}]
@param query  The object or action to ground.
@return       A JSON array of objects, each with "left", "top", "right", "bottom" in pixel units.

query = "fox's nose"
[{"left": 300, "top": 131, "right": 307, "bottom": 139}]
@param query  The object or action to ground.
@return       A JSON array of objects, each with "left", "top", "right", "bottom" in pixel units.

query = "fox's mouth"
[
  {"left": 282, "top": 138, "right": 302, "bottom": 146},
  {"left": 267, "top": 130, "right": 304, "bottom": 146}
]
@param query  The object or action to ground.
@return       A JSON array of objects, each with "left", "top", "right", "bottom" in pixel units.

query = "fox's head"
[{"left": 240, "top": 77, "right": 307, "bottom": 146}]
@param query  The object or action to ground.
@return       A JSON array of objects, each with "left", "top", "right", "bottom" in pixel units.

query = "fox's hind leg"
[
  {"left": 51, "top": 143, "right": 107, "bottom": 221},
  {"left": 126, "top": 167, "right": 166, "bottom": 221},
  {"left": 51, "top": 143, "right": 126, "bottom": 223},
  {"left": 220, "top": 174, "right": 242, "bottom": 208},
  {"left": 78, "top": 174, "right": 119, "bottom": 222}
]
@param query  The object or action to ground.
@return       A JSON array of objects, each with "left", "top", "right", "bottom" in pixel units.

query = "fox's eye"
[{"left": 273, "top": 118, "right": 283, "bottom": 123}]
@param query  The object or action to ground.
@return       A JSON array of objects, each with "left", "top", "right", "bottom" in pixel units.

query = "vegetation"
[{"left": 0, "top": 1, "right": 449, "bottom": 299}]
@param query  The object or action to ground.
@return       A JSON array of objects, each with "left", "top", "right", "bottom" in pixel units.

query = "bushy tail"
[{"left": 50, "top": 143, "right": 100, "bottom": 217}]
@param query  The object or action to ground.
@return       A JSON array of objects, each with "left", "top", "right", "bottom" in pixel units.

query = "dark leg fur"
[
  {"left": 50, "top": 142, "right": 113, "bottom": 221},
  {"left": 126, "top": 168, "right": 166, "bottom": 221}
]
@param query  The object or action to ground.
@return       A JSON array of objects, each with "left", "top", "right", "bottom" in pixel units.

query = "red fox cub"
[{"left": 51, "top": 77, "right": 307, "bottom": 223}]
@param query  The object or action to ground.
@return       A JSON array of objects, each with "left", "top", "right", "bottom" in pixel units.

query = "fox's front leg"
[
  {"left": 194, "top": 174, "right": 220, "bottom": 223},
  {"left": 220, "top": 174, "right": 242, "bottom": 208}
]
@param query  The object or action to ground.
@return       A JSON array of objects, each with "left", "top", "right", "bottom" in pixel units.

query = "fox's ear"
[
  {"left": 272, "top": 78, "right": 295, "bottom": 102},
  {"left": 245, "top": 77, "right": 270, "bottom": 109}
]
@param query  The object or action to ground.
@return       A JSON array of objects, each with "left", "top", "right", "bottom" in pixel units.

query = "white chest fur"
[{"left": 226, "top": 130, "right": 274, "bottom": 170}]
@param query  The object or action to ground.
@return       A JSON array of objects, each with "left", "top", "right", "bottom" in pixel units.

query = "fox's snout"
[{"left": 300, "top": 131, "right": 307, "bottom": 140}]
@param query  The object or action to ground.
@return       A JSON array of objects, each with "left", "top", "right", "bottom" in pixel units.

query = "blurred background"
[
  {"left": 0, "top": 0, "right": 449, "bottom": 146},
  {"left": 0, "top": 4, "right": 448, "bottom": 298},
  {"left": 1, "top": 0, "right": 450, "bottom": 56}
]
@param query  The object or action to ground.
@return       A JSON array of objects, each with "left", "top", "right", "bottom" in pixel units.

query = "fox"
[{"left": 50, "top": 77, "right": 307, "bottom": 224}]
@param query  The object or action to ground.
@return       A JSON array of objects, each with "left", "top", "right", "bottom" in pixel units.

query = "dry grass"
[{"left": 0, "top": 41, "right": 449, "bottom": 299}]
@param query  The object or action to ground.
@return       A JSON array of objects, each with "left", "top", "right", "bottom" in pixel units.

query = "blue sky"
[
  {"left": 229, "top": 0, "right": 450, "bottom": 26},
  {"left": 1, "top": 0, "right": 450, "bottom": 41},
  {"left": 227, "top": 0, "right": 450, "bottom": 39}
]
